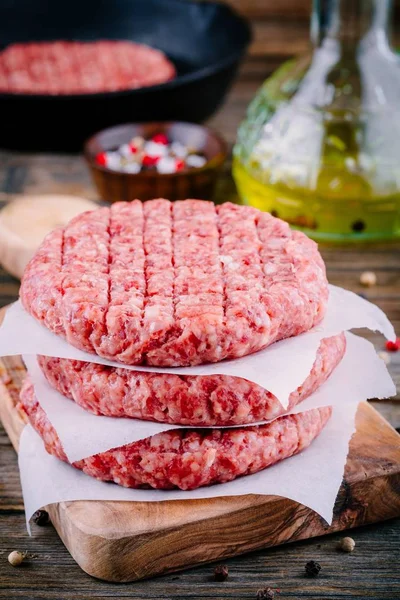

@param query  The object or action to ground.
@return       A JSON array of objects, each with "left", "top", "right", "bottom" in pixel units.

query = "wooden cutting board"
[{"left": 1, "top": 319, "right": 400, "bottom": 582}]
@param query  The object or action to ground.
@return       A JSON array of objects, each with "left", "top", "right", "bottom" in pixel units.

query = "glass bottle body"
[{"left": 233, "top": 0, "right": 400, "bottom": 241}]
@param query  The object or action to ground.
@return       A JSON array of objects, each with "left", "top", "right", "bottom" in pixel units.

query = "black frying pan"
[{"left": 0, "top": 0, "right": 251, "bottom": 151}]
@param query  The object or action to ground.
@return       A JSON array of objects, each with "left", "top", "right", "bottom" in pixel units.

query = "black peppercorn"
[
  {"left": 352, "top": 220, "right": 365, "bottom": 233},
  {"left": 32, "top": 509, "right": 49, "bottom": 526},
  {"left": 305, "top": 560, "right": 321, "bottom": 577},
  {"left": 256, "top": 588, "right": 275, "bottom": 600},
  {"left": 214, "top": 564, "right": 229, "bottom": 581}
]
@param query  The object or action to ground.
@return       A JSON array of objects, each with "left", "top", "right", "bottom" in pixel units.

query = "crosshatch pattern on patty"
[{"left": 20, "top": 200, "right": 329, "bottom": 366}]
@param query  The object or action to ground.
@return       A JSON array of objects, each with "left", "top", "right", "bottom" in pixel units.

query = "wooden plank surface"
[
  {"left": 0, "top": 511, "right": 398, "bottom": 600},
  {"left": 0, "top": 1, "right": 400, "bottom": 594},
  {"left": 1, "top": 351, "right": 400, "bottom": 583}
]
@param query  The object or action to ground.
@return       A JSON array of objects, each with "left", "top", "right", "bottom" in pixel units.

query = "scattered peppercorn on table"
[{"left": 1, "top": 60, "right": 400, "bottom": 600}]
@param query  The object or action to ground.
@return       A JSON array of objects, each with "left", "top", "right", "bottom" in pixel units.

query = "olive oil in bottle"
[{"left": 233, "top": 0, "right": 400, "bottom": 241}]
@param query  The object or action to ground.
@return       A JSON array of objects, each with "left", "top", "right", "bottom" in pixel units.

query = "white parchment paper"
[
  {"left": 15, "top": 394, "right": 364, "bottom": 532},
  {"left": 0, "top": 285, "right": 395, "bottom": 409},
  {"left": 18, "top": 332, "right": 395, "bottom": 531},
  {"left": 22, "top": 333, "right": 395, "bottom": 463}
]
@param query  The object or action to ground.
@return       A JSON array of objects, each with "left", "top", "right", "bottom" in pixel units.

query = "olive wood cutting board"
[{"left": 1, "top": 309, "right": 400, "bottom": 582}]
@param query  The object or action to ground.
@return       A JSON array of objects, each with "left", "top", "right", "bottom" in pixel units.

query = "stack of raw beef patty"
[{"left": 18, "top": 200, "right": 345, "bottom": 491}]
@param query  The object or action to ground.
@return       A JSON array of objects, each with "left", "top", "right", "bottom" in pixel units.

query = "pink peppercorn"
[
  {"left": 96, "top": 152, "right": 107, "bottom": 166},
  {"left": 385, "top": 338, "right": 400, "bottom": 352},
  {"left": 142, "top": 155, "right": 160, "bottom": 167},
  {"left": 152, "top": 133, "right": 169, "bottom": 145}
]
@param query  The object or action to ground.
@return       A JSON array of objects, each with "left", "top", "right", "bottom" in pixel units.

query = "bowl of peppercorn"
[{"left": 84, "top": 122, "right": 228, "bottom": 202}]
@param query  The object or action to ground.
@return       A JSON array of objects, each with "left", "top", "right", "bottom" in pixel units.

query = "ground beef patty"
[
  {"left": 20, "top": 377, "right": 332, "bottom": 491},
  {"left": 0, "top": 41, "right": 176, "bottom": 95},
  {"left": 37, "top": 333, "right": 345, "bottom": 426},
  {"left": 20, "top": 200, "right": 329, "bottom": 366}
]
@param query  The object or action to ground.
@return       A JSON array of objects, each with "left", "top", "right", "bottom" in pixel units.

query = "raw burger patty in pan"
[
  {"left": 0, "top": 41, "right": 176, "bottom": 95},
  {"left": 38, "top": 333, "right": 346, "bottom": 426},
  {"left": 20, "top": 199, "right": 329, "bottom": 366},
  {"left": 20, "top": 377, "right": 332, "bottom": 491}
]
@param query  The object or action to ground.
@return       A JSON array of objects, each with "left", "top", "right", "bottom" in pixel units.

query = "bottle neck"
[{"left": 311, "top": 0, "right": 392, "bottom": 49}]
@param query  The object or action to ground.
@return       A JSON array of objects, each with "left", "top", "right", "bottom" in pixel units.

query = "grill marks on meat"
[
  {"left": 37, "top": 333, "right": 346, "bottom": 426},
  {"left": 19, "top": 377, "right": 332, "bottom": 491},
  {"left": 20, "top": 200, "right": 329, "bottom": 366},
  {"left": 62, "top": 207, "right": 111, "bottom": 353},
  {"left": 149, "top": 200, "right": 225, "bottom": 364},
  {"left": 0, "top": 41, "right": 176, "bottom": 95}
]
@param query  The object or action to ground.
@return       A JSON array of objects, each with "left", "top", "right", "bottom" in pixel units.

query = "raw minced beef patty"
[
  {"left": 0, "top": 41, "right": 176, "bottom": 95},
  {"left": 20, "top": 199, "right": 329, "bottom": 366},
  {"left": 38, "top": 333, "right": 345, "bottom": 426},
  {"left": 20, "top": 377, "right": 332, "bottom": 491}
]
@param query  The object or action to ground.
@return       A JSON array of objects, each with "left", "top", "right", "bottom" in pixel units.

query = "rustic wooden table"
[{"left": 0, "top": 57, "right": 400, "bottom": 598}]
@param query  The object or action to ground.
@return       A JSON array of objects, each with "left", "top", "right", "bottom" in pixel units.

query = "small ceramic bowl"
[{"left": 84, "top": 122, "right": 228, "bottom": 202}]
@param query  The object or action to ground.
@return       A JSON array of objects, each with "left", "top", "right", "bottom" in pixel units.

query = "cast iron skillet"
[{"left": 0, "top": 0, "right": 251, "bottom": 151}]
